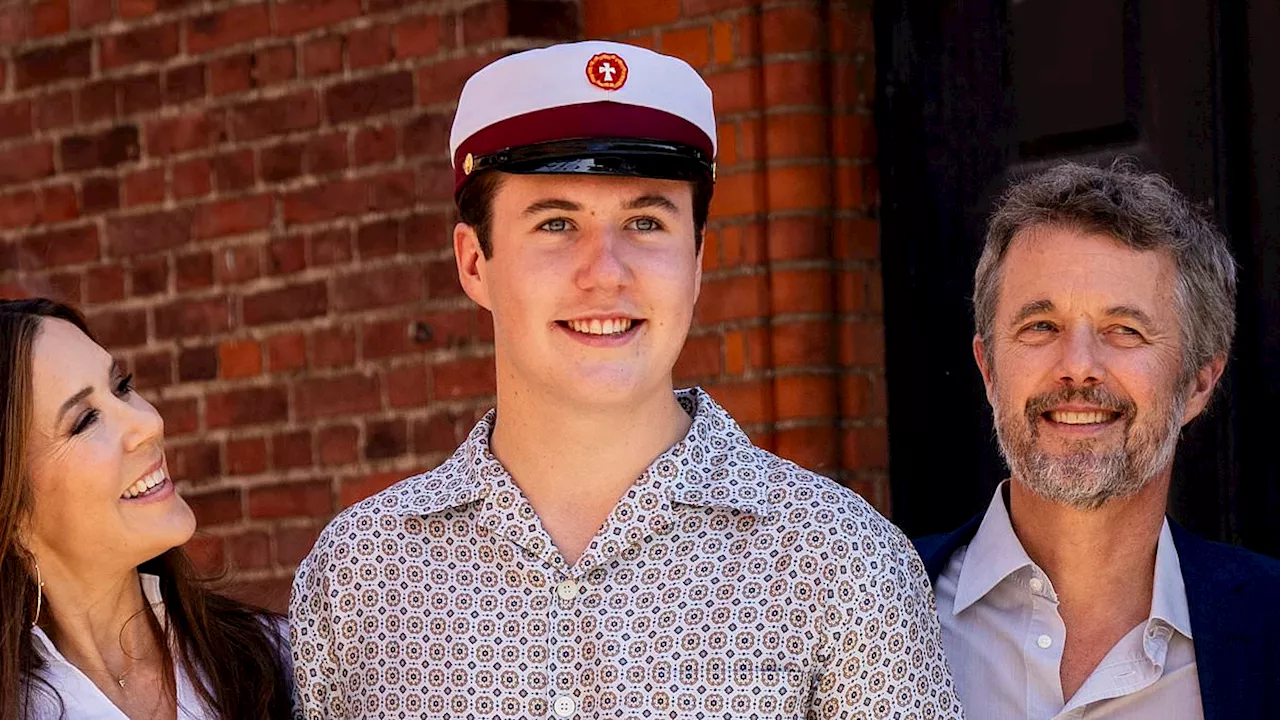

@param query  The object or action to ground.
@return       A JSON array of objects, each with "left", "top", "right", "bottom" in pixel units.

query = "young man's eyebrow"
[
  {"left": 623, "top": 194, "right": 680, "bottom": 213},
  {"left": 521, "top": 199, "right": 581, "bottom": 216},
  {"left": 1009, "top": 299, "right": 1055, "bottom": 326},
  {"left": 55, "top": 359, "right": 121, "bottom": 426}
]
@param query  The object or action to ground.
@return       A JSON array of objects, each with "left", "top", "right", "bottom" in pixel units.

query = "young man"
[
  {"left": 292, "top": 41, "right": 962, "bottom": 719},
  {"left": 915, "top": 162, "right": 1280, "bottom": 719}
]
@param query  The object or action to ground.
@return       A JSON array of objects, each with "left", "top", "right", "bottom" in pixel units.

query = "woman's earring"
[{"left": 31, "top": 560, "right": 44, "bottom": 628}]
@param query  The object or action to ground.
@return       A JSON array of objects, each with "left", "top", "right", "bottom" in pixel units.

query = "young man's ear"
[{"left": 454, "top": 222, "right": 491, "bottom": 311}]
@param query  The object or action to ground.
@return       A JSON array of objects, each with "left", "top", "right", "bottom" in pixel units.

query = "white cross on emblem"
[{"left": 598, "top": 61, "right": 616, "bottom": 82}]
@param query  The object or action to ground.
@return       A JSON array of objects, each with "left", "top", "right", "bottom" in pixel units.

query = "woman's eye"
[
  {"left": 628, "top": 217, "right": 662, "bottom": 232},
  {"left": 70, "top": 409, "right": 98, "bottom": 436},
  {"left": 115, "top": 373, "right": 135, "bottom": 396},
  {"left": 538, "top": 218, "right": 572, "bottom": 232}
]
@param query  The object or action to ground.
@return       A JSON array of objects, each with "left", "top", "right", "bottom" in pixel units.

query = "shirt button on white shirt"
[
  {"left": 552, "top": 695, "right": 576, "bottom": 718},
  {"left": 1037, "top": 634, "right": 1053, "bottom": 649},
  {"left": 555, "top": 580, "right": 580, "bottom": 601},
  {"left": 1028, "top": 577, "right": 1044, "bottom": 594}
]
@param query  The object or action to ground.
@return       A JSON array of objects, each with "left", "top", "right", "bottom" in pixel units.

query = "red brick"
[
  {"left": 431, "top": 357, "right": 494, "bottom": 400},
  {"left": 18, "top": 225, "right": 98, "bottom": 270},
  {"left": 761, "top": 6, "right": 822, "bottom": 55},
  {"left": 249, "top": 480, "right": 332, "bottom": 519},
  {"left": 775, "top": 374, "right": 837, "bottom": 421},
  {"left": 763, "top": 60, "right": 824, "bottom": 107},
  {"left": 403, "top": 212, "right": 450, "bottom": 253},
  {"left": 154, "top": 296, "right": 231, "bottom": 339},
  {"left": 106, "top": 209, "right": 193, "bottom": 257},
  {"left": 836, "top": 268, "right": 869, "bottom": 313},
  {"left": 177, "top": 346, "right": 218, "bottom": 381},
  {"left": 712, "top": 20, "right": 733, "bottom": 64},
  {"left": 164, "top": 63, "right": 205, "bottom": 104},
  {"left": 275, "top": 524, "right": 322, "bottom": 565},
  {"left": 226, "top": 436, "right": 268, "bottom": 475},
  {"left": 205, "top": 386, "right": 288, "bottom": 429},
  {"left": 774, "top": 425, "right": 838, "bottom": 472},
  {"left": 766, "top": 165, "right": 831, "bottom": 212},
  {"left": 214, "top": 244, "right": 262, "bottom": 284},
  {"left": 771, "top": 269, "right": 834, "bottom": 314},
  {"left": 129, "top": 255, "right": 168, "bottom": 296},
  {"left": 303, "top": 132, "right": 347, "bottom": 174},
  {"left": 674, "top": 334, "right": 722, "bottom": 381},
  {"left": 259, "top": 142, "right": 304, "bottom": 183},
  {"left": 704, "top": 66, "right": 761, "bottom": 115},
  {"left": 35, "top": 92, "right": 74, "bottom": 131},
  {"left": 230, "top": 91, "right": 320, "bottom": 142},
  {"left": 101, "top": 23, "right": 179, "bottom": 70},
  {"left": 85, "top": 265, "right": 126, "bottom": 302},
  {"left": 15, "top": 39, "right": 91, "bottom": 89},
  {"left": 254, "top": 44, "right": 297, "bottom": 85},
  {"left": 244, "top": 281, "right": 327, "bottom": 326},
  {"left": 295, "top": 374, "right": 380, "bottom": 420},
  {"left": 170, "top": 444, "right": 222, "bottom": 485},
  {"left": 272, "top": 430, "right": 313, "bottom": 469},
  {"left": 303, "top": 36, "right": 343, "bottom": 77},
  {"left": 309, "top": 326, "right": 356, "bottom": 368},
  {"left": 348, "top": 24, "right": 391, "bottom": 68},
  {"left": 266, "top": 331, "right": 306, "bottom": 372},
  {"left": 69, "top": 0, "right": 110, "bottom": 28},
  {"left": 369, "top": 170, "right": 415, "bottom": 211},
  {"left": 834, "top": 217, "right": 879, "bottom": 261},
  {"left": 60, "top": 126, "right": 140, "bottom": 172},
  {"left": 709, "top": 170, "right": 763, "bottom": 218},
  {"left": 0, "top": 6, "right": 26, "bottom": 44},
  {"left": 41, "top": 273, "right": 82, "bottom": 304},
  {"left": 171, "top": 158, "right": 212, "bottom": 200},
  {"left": 154, "top": 397, "right": 198, "bottom": 437},
  {"left": 462, "top": 0, "right": 509, "bottom": 42},
  {"left": 194, "top": 195, "right": 273, "bottom": 240},
  {"left": 832, "top": 113, "right": 874, "bottom": 159},
  {"left": 226, "top": 529, "right": 270, "bottom": 569},
  {"left": 356, "top": 219, "right": 398, "bottom": 258},
  {"left": 830, "top": 8, "right": 873, "bottom": 54},
  {"left": 325, "top": 71, "right": 413, "bottom": 125},
  {"left": 424, "top": 258, "right": 462, "bottom": 299},
  {"left": 842, "top": 426, "right": 889, "bottom": 470},
  {"left": 660, "top": 26, "right": 710, "bottom": 68},
  {"left": 274, "top": 0, "right": 360, "bottom": 34},
  {"left": 354, "top": 125, "right": 397, "bottom": 166},
  {"left": 0, "top": 142, "right": 54, "bottom": 187},
  {"left": 365, "top": 418, "right": 407, "bottom": 459},
  {"left": 187, "top": 489, "right": 242, "bottom": 526},
  {"left": 393, "top": 14, "right": 440, "bottom": 58},
  {"left": 118, "top": 0, "right": 156, "bottom": 20},
  {"left": 0, "top": 191, "right": 38, "bottom": 229},
  {"left": 0, "top": 100, "right": 32, "bottom": 140},
  {"left": 704, "top": 380, "right": 774, "bottom": 426},
  {"left": 146, "top": 111, "right": 224, "bottom": 157},
  {"left": 184, "top": 534, "right": 225, "bottom": 574},
  {"left": 266, "top": 235, "right": 306, "bottom": 275},
  {"left": 838, "top": 319, "right": 886, "bottom": 367},
  {"left": 416, "top": 52, "right": 499, "bottom": 105},
  {"left": 318, "top": 424, "right": 358, "bottom": 465},
  {"left": 339, "top": 471, "right": 402, "bottom": 507},
  {"left": 122, "top": 168, "right": 164, "bottom": 207},
  {"left": 187, "top": 4, "right": 270, "bottom": 54},
  {"left": 218, "top": 339, "right": 262, "bottom": 379},
  {"left": 332, "top": 265, "right": 422, "bottom": 312},
  {"left": 175, "top": 251, "right": 213, "bottom": 290},
  {"left": 584, "top": 0, "right": 677, "bottom": 35},
  {"left": 835, "top": 163, "right": 870, "bottom": 209},
  {"left": 772, "top": 320, "right": 836, "bottom": 367},
  {"left": 282, "top": 178, "right": 368, "bottom": 225},
  {"left": 413, "top": 412, "right": 466, "bottom": 454},
  {"left": 86, "top": 308, "right": 147, "bottom": 347},
  {"left": 385, "top": 363, "right": 428, "bottom": 408},
  {"left": 209, "top": 54, "right": 253, "bottom": 96},
  {"left": 723, "top": 330, "right": 747, "bottom": 375},
  {"left": 695, "top": 273, "right": 768, "bottom": 324},
  {"left": 77, "top": 80, "right": 117, "bottom": 124}
]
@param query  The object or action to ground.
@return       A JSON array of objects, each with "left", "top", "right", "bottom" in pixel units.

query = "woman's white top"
[{"left": 26, "top": 573, "right": 217, "bottom": 720}]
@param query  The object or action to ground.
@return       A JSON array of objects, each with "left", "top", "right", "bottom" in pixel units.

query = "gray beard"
[{"left": 992, "top": 385, "right": 1188, "bottom": 510}]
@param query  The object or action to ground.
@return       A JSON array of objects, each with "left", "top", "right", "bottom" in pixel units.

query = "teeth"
[
  {"left": 1048, "top": 410, "right": 1114, "bottom": 425},
  {"left": 567, "top": 318, "right": 633, "bottom": 336},
  {"left": 122, "top": 468, "right": 168, "bottom": 500}
]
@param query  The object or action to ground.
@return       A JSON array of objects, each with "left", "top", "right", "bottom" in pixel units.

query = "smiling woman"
[{"left": 0, "top": 299, "right": 292, "bottom": 720}]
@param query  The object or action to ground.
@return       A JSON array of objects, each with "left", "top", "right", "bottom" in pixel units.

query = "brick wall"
[
  {"left": 584, "top": 1, "right": 885, "bottom": 500},
  {"left": 0, "top": 0, "right": 882, "bottom": 610}
]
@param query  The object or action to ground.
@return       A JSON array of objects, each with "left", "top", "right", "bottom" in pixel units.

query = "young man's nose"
[{"left": 573, "top": 227, "right": 633, "bottom": 291}]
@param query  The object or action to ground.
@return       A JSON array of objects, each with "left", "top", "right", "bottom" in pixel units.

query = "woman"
[{"left": 0, "top": 299, "right": 292, "bottom": 719}]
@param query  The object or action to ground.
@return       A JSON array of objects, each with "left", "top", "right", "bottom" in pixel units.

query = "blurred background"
[{"left": 0, "top": 0, "right": 1275, "bottom": 610}]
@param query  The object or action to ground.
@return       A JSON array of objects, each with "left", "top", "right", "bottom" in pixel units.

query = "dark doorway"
[{"left": 875, "top": 0, "right": 1280, "bottom": 557}]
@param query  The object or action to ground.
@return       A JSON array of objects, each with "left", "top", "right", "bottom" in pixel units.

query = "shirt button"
[
  {"left": 552, "top": 695, "right": 576, "bottom": 718},
  {"left": 1029, "top": 577, "right": 1044, "bottom": 594},
  {"left": 555, "top": 580, "right": 580, "bottom": 601},
  {"left": 1037, "top": 634, "right": 1053, "bottom": 649}
]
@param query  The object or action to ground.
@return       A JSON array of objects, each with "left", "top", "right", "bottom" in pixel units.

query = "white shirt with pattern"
[
  {"left": 935, "top": 482, "right": 1202, "bottom": 719},
  {"left": 290, "top": 388, "right": 964, "bottom": 719}
]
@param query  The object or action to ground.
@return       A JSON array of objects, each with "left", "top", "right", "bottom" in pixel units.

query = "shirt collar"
[
  {"left": 953, "top": 481, "right": 1195, "bottom": 642},
  {"left": 400, "top": 387, "right": 773, "bottom": 517},
  {"left": 952, "top": 480, "right": 1035, "bottom": 615}
]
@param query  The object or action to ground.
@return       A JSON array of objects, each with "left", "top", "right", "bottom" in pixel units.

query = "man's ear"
[
  {"left": 973, "top": 334, "right": 996, "bottom": 406},
  {"left": 1180, "top": 352, "right": 1228, "bottom": 425},
  {"left": 454, "top": 222, "right": 491, "bottom": 311}
]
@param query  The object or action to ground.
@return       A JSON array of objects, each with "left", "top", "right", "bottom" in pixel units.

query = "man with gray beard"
[{"left": 914, "top": 161, "right": 1280, "bottom": 720}]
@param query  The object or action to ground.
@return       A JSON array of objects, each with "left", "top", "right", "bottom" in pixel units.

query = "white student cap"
[{"left": 449, "top": 40, "right": 718, "bottom": 197}]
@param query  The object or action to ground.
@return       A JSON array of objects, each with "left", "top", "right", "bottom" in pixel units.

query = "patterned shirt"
[{"left": 291, "top": 388, "right": 963, "bottom": 719}]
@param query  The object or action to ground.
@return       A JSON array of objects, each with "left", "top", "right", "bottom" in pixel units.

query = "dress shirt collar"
[
  {"left": 402, "top": 387, "right": 774, "bottom": 517},
  {"left": 953, "top": 480, "right": 1194, "bottom": 641}
]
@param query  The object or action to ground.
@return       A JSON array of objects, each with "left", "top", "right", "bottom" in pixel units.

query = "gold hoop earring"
[{"left": 31, "top": 561, "right": 44, "bottom": 628}]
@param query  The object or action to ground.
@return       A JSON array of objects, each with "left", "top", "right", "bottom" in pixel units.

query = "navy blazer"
[{"left": 914, "top": 518, "right": 1280, "bottom": 720}]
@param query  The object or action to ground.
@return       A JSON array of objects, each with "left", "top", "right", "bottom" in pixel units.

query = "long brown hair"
[{"left": 0, "top": 298, "right": 292, "bottom": 719}]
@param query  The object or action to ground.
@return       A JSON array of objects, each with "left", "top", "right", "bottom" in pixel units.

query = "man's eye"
[
  {"left": 1025, "top": 321, "right": 1056, "bottom": 333},
  {"left": 628, "top": 217, "right": 663, "bottom": 232},
  {"left": 538, "top": 218, "right": 572, "bottom": 232}
]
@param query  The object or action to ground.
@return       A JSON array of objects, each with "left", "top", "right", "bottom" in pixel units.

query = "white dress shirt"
[
  {"left": 935, "top": 482, "right": 1203, "bottom": 719},
  {"left": 291, "top": 388, "right": 964, "bottom": 719},
  {"left": 26, "top": 573, "right": 217, "bottom": 720}
]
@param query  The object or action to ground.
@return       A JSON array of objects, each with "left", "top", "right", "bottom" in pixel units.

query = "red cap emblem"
[{"left": 586, "top": 53, "right": 628, "bottom": 91}]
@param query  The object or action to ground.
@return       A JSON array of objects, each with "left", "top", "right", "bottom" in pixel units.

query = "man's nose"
[{"left": 1054, "top": 323, "right": 1106, "bottom": 386}]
